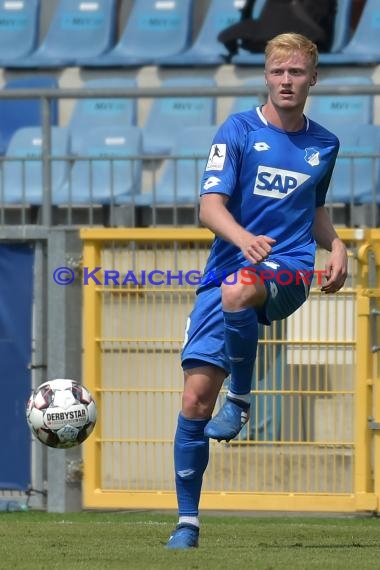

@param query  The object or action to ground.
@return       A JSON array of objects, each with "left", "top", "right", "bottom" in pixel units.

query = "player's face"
[{"left": 264, "top": 51, "right": 317, "bottom": 111}]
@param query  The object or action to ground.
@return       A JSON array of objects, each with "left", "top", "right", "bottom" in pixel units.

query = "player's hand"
[
  {"left": 240, "top": 234, "right": 276, "bottom": 264},
  {"left": 321, "top": 245, "right": 348, "bottom": 294}
]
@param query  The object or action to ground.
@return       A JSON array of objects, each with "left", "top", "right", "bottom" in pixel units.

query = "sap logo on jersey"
[{"left": 254, "top": 166, "right": 310, "bottom": 199}]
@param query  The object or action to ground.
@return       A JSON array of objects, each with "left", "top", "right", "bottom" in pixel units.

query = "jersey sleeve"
[
  {"left": 315, "top": 141, "right": 339, "bottom": 207},
  {"left": 200, "top": 115, "right": 245, "bottom": 198}
]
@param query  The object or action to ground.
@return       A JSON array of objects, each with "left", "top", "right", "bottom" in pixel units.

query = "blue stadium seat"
[
  {"left": 68, "top": 77, "right": 137, "bottom": 154},
  {"left": 0, "top": 76, "right": 59, "bottom": 155},
  {"left": 228, "top": 78, "right": 266, "bottom": 115},
  {"left": 8, "top": 0, "right": 116, "bottom": 68},
  {"left": 306, "top": 76, "right": 373, "bottom": 128},
  {"left": 327, "top": 0, "right": 353, "bottom": 53},
  {"left": 160, "top": 0, "right": 268, "bottom": 67},
  {"left": 327, "top": 124, "right": 380, "bottom": 204},
  {"left": 233, "top": 0, "right": 353, "bottom": 66},
  {"left": 0, "top": 0, "right": 40, "bottom": 67},
  {"left": 319, "top": 0, "right": 380, "bottom": 65},
  {"left": 1, "top": 127, "right": 69, "bottom": 205},
  {"left": 159, "top": 0, "right": 242, "bottom": 67},
  {"left": 142, "top": 77, "right": 216, "bottom": 156},
  {"left": 81, "top": 0, "right": 193, "bottom": 68},
  {"left": 136, "top": 125, "right": 218, "bottom": 206},
  {"left": 56, "top": 126, "right": 143, "bottom": 205}
]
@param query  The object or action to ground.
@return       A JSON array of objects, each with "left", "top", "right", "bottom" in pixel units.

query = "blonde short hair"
[{"left": 265, "top": 33, "right": 318, "bottom": 67}]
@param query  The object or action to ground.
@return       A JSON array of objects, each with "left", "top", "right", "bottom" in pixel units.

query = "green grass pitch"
[{"left": 2, "top": 511, "right": 380, "bottom": 569}]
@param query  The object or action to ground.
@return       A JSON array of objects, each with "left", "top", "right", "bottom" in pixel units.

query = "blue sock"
[
  {"left": 223, "top": 307, "right": 258, "bottom": 398},
  {"left": 174, "top": 413, "right": 210, "bottom": 517}
]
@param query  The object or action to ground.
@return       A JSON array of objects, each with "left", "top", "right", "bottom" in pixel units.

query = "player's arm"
[
  {"left": 312, "top": 206, "right": 348, "bottom": 293},
  {"left": 199, "top": 193, "right": 275, "bottom": 264}
]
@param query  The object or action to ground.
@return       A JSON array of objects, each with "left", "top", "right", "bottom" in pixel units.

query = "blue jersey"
[{"left": 200, "top": 106, "right": 339, "bottom": 285}]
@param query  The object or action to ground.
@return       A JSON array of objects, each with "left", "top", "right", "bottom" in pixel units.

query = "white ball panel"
[
  {"left": 52, "top": 388, "right": 77, "bottom": 409},
  {"left": 28, "top": 406, "right": 45, "bottom": 429},
  {"left": 87, "top": 400, "right": 97, "bottom": 423},
  {"left": 56, "top": 425, "right": 80, "bottom": 443}
]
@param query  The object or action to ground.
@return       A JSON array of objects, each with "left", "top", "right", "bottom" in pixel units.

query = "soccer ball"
[{"left": 26, "top": 378, "right": 97, "bottom": 449}]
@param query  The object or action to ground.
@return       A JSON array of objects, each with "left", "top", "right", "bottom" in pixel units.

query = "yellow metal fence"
[{"left": 80, "top": 228, "right": 380, "bottom": 513}]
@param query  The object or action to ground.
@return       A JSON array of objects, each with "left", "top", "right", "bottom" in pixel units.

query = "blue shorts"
[{"left": 181, "top": 258, "right": 310, "bottom": 373}]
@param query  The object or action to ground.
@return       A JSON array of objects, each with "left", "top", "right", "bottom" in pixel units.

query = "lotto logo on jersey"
[
  {"left": 203, "top": 176, "right": 221, "bottom": 190},
  {"left": 253, "top": 166, "right": 310, "bottom": 199}
]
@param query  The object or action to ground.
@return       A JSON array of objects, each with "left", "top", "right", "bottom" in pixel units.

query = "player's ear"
[{"left": 310, "top": 71, "right": 317, "bottom": 87}]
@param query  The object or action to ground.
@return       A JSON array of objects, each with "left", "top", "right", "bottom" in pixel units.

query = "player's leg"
[
  {"left": 166, "top": 364, "right": 225, "bottom": 549},
  {"left": 204, "top": 271, "right": 266, "bottom": 441},
  {"left": 166, "top": 286, "right": 228, "bottom": 549},
  {"left": 205, "top": 261, "right": 310, "bottom": 442}
]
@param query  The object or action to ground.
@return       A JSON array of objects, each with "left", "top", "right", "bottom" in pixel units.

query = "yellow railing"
[{"left": 80, "top": 228, "right": 380, "bottom": 512}]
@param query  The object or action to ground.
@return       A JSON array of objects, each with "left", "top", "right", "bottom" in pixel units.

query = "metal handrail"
[{"left": 0, "top": 83, "right": 379, "bottom": 226}]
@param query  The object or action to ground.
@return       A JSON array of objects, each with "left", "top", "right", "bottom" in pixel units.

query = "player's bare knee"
[
  {"left": 181, "top": 391, "right": 213, "bottom": 419},
  {"left": 221, "top": 281, "right": 245, "bottom": 310},
  {"left": 221, "top": 280, "right": 264, "bottom": 311}
]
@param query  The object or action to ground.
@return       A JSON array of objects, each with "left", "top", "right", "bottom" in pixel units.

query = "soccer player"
[{"left": 166, "top": 33, "right": 348, "bottom": 549}]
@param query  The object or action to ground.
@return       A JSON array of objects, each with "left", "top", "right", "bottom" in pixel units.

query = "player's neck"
[{"left": 261, "top": 103, "right": 305, "bottom": 132}]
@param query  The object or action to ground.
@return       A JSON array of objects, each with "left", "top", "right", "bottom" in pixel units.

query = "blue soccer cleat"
[
  {"left": 204, "top": 398, "right": 250, "bottom": 442},
  {"left": 165, "top": 523, "right": 199, "bottom": 549}
]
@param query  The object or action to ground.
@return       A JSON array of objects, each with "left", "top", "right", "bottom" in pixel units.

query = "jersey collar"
[{"left": 256, "top": 105, "right": 309, "bottom": 132}]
